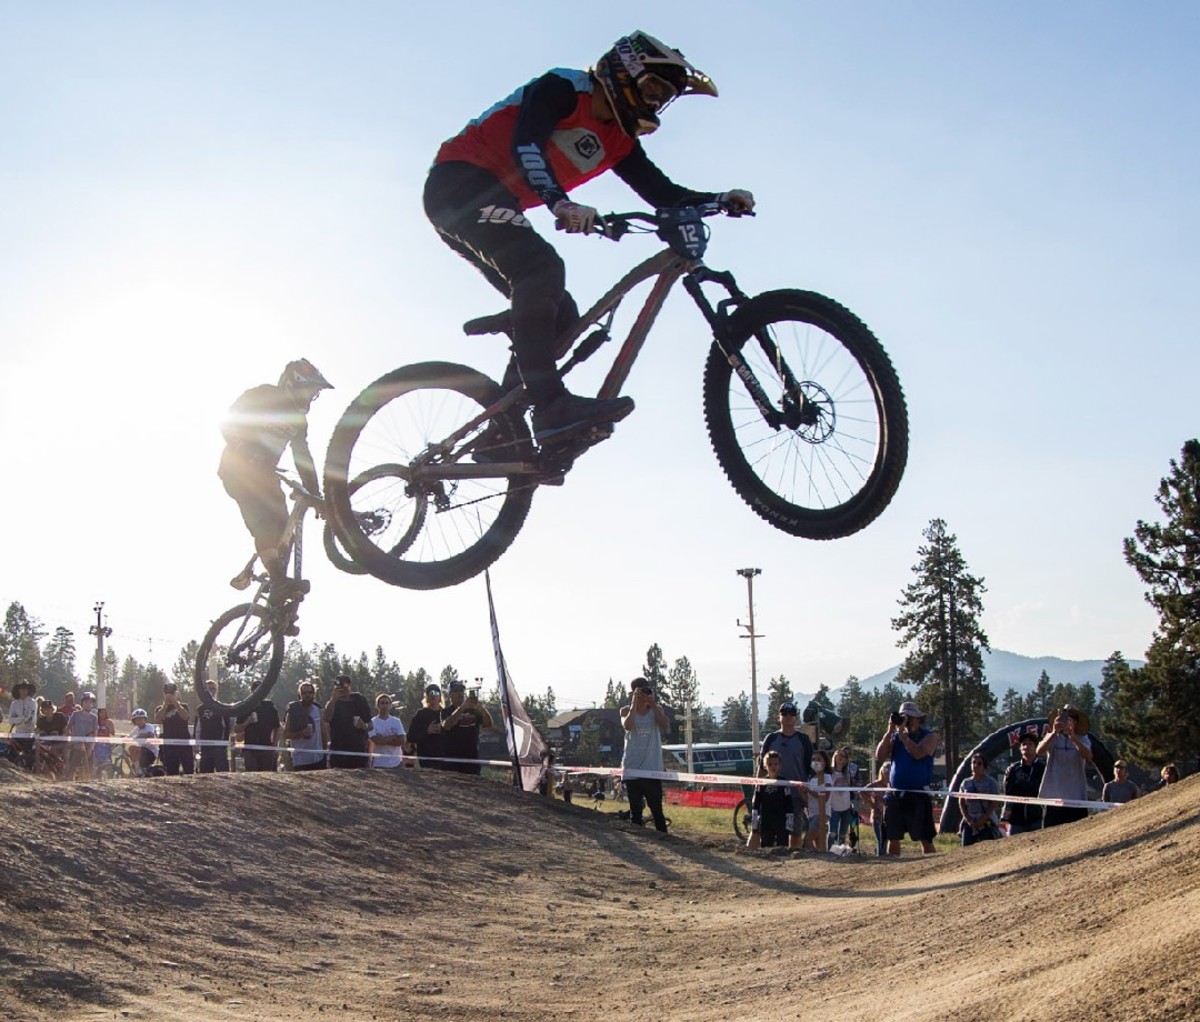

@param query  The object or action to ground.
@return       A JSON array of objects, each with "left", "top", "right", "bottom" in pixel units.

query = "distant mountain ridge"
[
  {"left": 857, "top": 649, "right": 1143, "bottom": 696},
  {"left": 744, "top": 650, "right": 1142, "bottom": 722}
]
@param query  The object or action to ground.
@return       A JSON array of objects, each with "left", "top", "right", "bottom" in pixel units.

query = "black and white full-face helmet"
[
  {"left": 278, "top": 358, "right": 333, "bottom": 397},
  {"left": 593, "top": 31, "right": 718, "bottom": 138}
]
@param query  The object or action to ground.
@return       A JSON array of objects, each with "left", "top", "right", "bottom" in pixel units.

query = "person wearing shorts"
[{"left": 876, "top": 701, "right": 938, "bottom": 855}]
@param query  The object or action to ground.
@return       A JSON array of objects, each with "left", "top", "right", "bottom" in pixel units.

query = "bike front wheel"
[
  {"left": 703, "top": 289, "right": 908, "bottom": 540},
  {"left": 733, "top": 798, "right": 753, "bottom": 841},
  {"left": 324, "top": 362, "right": 535, "bottom": 590},
  {"left": 321, "top": 465, "right": 416, "bottom": 576},
  {"left": 193, "top": 603, "right": 284, "bottom": 717}
]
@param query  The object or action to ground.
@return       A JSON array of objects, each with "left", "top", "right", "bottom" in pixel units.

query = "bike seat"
[{"left": 463, "top": 311, "right": 512, "bottom": 338}]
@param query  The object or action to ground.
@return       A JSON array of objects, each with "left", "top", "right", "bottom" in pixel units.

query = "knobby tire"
[
  {"left": 703, "top": 289, "right": 908, "bottom": 540},
  {"left": 323, "top": 362, "right": 534, "bottom": 591},
  {"left": 193, "top": 603, "right": 284, "bottom": 718}
]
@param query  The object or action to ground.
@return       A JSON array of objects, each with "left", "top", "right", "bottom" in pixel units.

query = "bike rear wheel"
[
  {"left": 193, "top": 603, "right": 284, "bottom": 718},
  {"left": 703, "top": 289, "right": 908, "bottom": 539},
  {"left": 324, "top": 362, "right": 535, "bottom": 590}
]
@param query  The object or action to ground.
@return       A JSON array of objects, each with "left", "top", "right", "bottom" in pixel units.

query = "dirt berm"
[{"left": 0, "top": 766, "right": 1196, "bottom": 1021}]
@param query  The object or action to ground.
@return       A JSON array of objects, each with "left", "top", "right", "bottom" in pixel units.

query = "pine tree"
[
  {"left": 642, "top": 644, "right": 668, "bottom": 696},
  {"left": 764, "top": 673, "right": 795, "bottom": 724},
  {"left": 666, "top": 656, "right": 699, "bottom": 741},
  {"left": 999, "top": 687, "right": 1024, "bottom": 721},
  {"left": 602, "top": 677, "right": 624, "bottom": 709},
  {"left": 720, "top": 691, "right": 753, "bottom": 742},
  {"left": 0, "top": 602, "right": 45, "bottom": 697},
  {"left": 1029, "top": 670, "right": 1055, "bottom": 717},
  {"left": 1117, "top": 439, "right": 1200, "bottom": 763},
  {"left": 41, "top": 625, "right": 79, "bottom": 703},
  {"left": 892, "top": 518, "right": 994, "bottom": 771}
]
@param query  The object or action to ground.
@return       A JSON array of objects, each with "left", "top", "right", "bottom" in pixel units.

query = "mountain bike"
[
  {"left": 192, "top": 472, "right": 400, "bottom": 716},
  {"left": 324, "top": 201, "right": 908, "bottom": 591}
]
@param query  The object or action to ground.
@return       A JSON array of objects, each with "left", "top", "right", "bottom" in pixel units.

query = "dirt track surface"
[{"left": 0, "top": 765, "right": 1197, "bottom": 1022}]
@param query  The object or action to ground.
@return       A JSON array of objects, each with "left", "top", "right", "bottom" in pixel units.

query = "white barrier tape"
[
  {"left": 13, "top": 733, "right": 523, "bottom": 769},
  {"left": 558, "top": 765, "right": 1121, "bottom": 811},
  {"left": 10, "top": 736, "right": 1122, "bottom": 808}
]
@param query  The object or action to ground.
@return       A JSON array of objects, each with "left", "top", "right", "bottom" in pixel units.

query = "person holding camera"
[
  {"left": 440, "top": 678, "right": 494, "bottom": 775},
  {"left": 323, "top": 675, "right": 373, "bottom": 769},
  {"left": 154, "top": 681, "right": 193, "bottom": 776},
  {"left": 874, "top": 701, "right": 938, "bottom": 855},
  {"left": 620, "top": 678, "right": 670, "bottom": 832},
  {"left": 1037, "top": 705, "right": 1093, "bottom": 827}
]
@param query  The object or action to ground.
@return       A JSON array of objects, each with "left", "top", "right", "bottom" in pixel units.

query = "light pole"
[
  {"left": 89, "top": 603, "right": 113, "bottom": 710},
  {"left": 736, "top": 568, "right": 764, "bottom": 758}
]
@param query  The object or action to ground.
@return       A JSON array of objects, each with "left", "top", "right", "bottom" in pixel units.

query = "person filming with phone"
[
  {"left": 1037, "top": 704, "right": 1094, "bottom": 828},
  {"left": 620, "top": 678, "right": 670, "bottom": 832},
  {"left": 440, "top": 679, "right": 493, "bottom": 775},
  {"left": 154, "top": 681, "right": 193, "bottom": 777}
]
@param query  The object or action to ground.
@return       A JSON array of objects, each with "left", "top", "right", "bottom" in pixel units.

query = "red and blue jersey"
[
  {"left": 435, "top": 69, "right": 634, "bottom": 210},
  {"left": 434, "top": 68, "right": 715, "bottom": 214}
]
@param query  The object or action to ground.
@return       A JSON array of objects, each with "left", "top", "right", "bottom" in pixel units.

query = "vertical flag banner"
[{"left": 486, "top": 570, "right": 547, "bottom": 791}]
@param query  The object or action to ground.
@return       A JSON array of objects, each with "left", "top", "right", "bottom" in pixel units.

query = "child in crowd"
[
  {"left": 827, "top": 746, "right": 856, "bottom": 851},
  {"left": 747, "top": 750, "right": 794, "bottom": 850},
  {"left": 803, "top": 749, "right": 832, "bottom": 851},
  {"left": 860, "top": 763, "right": 891, "bottom": 857}
]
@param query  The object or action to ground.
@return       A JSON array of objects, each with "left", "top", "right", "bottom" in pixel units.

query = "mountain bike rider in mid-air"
[
  {"left": 423, "top": 30, "right": 755, "bottom": 449},
  {"left": 218, "top": 359, "right": 332, "bottom": 606}
]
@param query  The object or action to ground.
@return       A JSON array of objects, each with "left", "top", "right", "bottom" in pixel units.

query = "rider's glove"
[
  {"left": 718, "top": 189, "right": 756, "bottom": 214},
  {"left": 552, "top": 199, "right": 599, "bottom": 234}
]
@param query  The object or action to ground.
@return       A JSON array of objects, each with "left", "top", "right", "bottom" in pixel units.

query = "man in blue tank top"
[{"left": 874, "top": 701, "right": 938, "bottom": 856}]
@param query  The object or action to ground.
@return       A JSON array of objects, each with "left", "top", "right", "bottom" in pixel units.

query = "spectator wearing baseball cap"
[
  {"left": 875, "top": 701, "right": 938, "bottom": 855},
  {"left": 408, "top": 683, "right": 448, "bottom": 770},
  {"left": 750, "top": 700, "right": 814, "bottom": 849},
  {"left": 440, "top": 679, "right": 493, "bottom": 775}
]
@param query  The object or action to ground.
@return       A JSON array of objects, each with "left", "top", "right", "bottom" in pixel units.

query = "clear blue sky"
[{"left": 3, "top": 3, "right": 1197, "bottom": 709}]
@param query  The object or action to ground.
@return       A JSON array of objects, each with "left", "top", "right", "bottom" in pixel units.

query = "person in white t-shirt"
[
  {"left": 368, "top": 694, "right": 408, "bottom": 769},
  {"left": 6, "top": 681, "right": 39, "bottom": 769},
  {"left": 125, "top": 709, "right": 160, "bottom": 777}
]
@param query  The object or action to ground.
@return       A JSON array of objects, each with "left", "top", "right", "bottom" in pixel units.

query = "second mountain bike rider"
[
  {"left": 424, "top": 30, "right": 755, "bottom": 446},
  {"left": 218, "top": 358, "right": 332, "bottom": 603}
]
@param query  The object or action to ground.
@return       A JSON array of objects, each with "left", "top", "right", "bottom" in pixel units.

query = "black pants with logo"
[{"left": 424, "top": 161, "right": 578, "bottom": 405}]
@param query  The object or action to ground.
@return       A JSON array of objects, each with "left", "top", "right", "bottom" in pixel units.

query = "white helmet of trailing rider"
[
  {"left": 593, "top": 31, "right": 718, "bottom": 138},
  {"left": 278, "top": 358, "right": 333, "bottom": 394}
]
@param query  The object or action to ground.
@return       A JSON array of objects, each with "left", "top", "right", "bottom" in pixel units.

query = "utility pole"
[
  {"left": 736, "top": 568, "right": 764, "bottom": 758},
  {"left": 89, "top": 603, "right": 113, "bottom": 709},
  {"left": 684, "top": 695, "right": 694, "bottom": 774}
]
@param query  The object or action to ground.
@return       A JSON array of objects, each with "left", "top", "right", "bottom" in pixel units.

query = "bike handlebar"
[{"left": 594, "top": 200, "right": 753, "bottom": 242}]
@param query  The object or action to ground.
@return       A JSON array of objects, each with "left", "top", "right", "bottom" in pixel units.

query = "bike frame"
[{"left": 412, "top": 245, "right": 754, "bottom": 483}]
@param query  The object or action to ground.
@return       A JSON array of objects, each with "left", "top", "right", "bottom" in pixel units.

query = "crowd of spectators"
[
  {"left": 1, "top": 681, "right": 1191, "bottom": 858},
  {"left": 0, "top": 674, "right": 497, "bottom": 780}
]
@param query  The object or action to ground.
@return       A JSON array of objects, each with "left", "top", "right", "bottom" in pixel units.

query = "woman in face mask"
[{"left": 801, "top": 749, "right": 832, "bottom": 851}]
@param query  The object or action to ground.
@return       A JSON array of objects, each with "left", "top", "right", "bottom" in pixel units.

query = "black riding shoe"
[
  {"left": 471, "top": 420, "right": 520, "bottom": 464},
  {"left": 532, "top": 393, "right": 634, "bottom": 446},
  {"left": 267, "top": 578, "right": 311, "bottom": 607}
]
